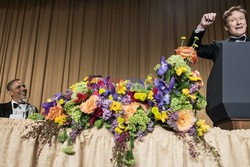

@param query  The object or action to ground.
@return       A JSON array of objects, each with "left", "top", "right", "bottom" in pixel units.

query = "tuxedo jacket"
[
  {"left": 187, "top": 30, "right": 250, "bottom": 63},
  {"left": 0, "top": 101, "right": 38, "bottom": 118}
]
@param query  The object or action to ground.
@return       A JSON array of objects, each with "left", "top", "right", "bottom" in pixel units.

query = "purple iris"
[
  {"left": 41, "top": 101, "right": 57, "bottom": 115},
  {"left": 157, "top": 57, "right": 169, "bottom": 76},
  {"left": 189, "top": 84, "right": 198, "bottom": 94}
]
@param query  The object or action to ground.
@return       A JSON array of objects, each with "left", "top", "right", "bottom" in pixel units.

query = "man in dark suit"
[
  {"left": 188, "top": 5, "right": 249, "bottom": 62},
  {"left": 0, "top": 79, "right": 38, "bottom": 119}
]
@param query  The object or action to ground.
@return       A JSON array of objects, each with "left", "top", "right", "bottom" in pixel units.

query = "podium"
[{"left": 206, "top": 42, "right": 250, "bottom": 130}]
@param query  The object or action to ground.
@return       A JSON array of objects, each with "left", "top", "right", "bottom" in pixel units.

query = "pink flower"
[
  {"left": 45, "top": 104, "right": 67, "bottom": 120},
  {"left": 122, "top": 102, "right": 148, "bottom": 123},
  {"left": 176, "top": 110, "right": 196, "bottom": 131},
  {"left": 175, "top": 46, "right": 198, "bottom": 65},
  {"left": 80, "top": 95, "right": 99, "bottom": 114}
]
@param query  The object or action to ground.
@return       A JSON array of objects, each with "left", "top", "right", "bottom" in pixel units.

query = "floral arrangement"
[{"left": 22, "top": 37, "right": 221, "bottom": 167}]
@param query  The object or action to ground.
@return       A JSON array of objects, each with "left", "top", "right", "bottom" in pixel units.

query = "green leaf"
[
  {"left": 125, "top": 150, "right": 135, "bottom": 165},
  {"left": 57, "top": 129, "right": 68, "bottom": 143},
  {"left": 177, "top": 82, "right": 190, "bottom": 90},
  {"left": 165, "top": 69, "right": 171, "bottom": 83},
  {"left": 94, "top": 119, "right": 104, "bottom": 129},
  {"left": 27, "top": 113, "right": 45, "bottom": 120},
  {"left": 61, "top": 146, "right": 75, "bottom": 155},
  {"left": 104, "top": 122, "right": 111, "bottom": 129}
]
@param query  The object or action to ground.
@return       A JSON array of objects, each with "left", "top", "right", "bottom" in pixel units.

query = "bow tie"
[
  {"left": 13, "top": 103, "right": 19, "bottom": 109},
  {"left": 228, "top": 36, "right": 246, "bottom": 42}
]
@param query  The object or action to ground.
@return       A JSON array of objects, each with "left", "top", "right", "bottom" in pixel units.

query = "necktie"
[
  {"left": 13, "top": 103, "right": 19, "bottom": 109},
  {"left": 228, "top": 36, "right": 246, "bottom": 42}
]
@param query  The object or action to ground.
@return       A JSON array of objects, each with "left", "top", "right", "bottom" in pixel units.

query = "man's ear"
[
  {"left": 224, "top": 26, "right": 229, "bottom": 31},
  {"left": 7, "top": 91, "right": 13, "bottom": 97}
]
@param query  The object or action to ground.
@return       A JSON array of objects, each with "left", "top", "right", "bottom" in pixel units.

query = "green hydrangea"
[
  {"left": 194, "top": 97, "right": 207, "bottom": 110},
  {"left": 170, "top": 95, "right": 193, "bottom": 111},
  {"left": 127, "top": 109, "right": 150, "bottom": 138},
  {"left": 28, "top": 113, "right": 45, "bottom": 120},
  {"left": 71, "top": 82, "right": 88, "bottom": 99},
  {"left": 130, "top": 83, "right": 150, "bottom": 93},
  {"left": 64, "top": 101, "right": 82, "bottom": 122},
  {"left": 167, "top": 55, "right": 191, "bottom": 76}
]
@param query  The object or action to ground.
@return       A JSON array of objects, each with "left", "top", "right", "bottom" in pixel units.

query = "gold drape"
[
  {"left": 0, "top": 118, "right": 250, "bottom": 167},
  {"left": 0, "top": 0, "right": 250, "bottom": 126}
]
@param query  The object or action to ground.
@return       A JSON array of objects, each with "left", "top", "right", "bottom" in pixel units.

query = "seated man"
[
  {"left": 188, "top": 5, "right": 249, "bottom": 62},
  {"left": 0, "top": 79, "right": 38, "bottom": 119}
]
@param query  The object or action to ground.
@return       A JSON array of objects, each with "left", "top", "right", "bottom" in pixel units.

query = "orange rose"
[
  {"left": 175, "top": 46, "right": 198, "bottom": 65},
  {"left": 80, "top": 95, "right": 99, "bottom": 114},
  {"left": 122, "top": 102, "right": 148, "bottom": 123},
  {"left": 176, "top": 110, "right": 196, "bottom": 131},
  {"left": 45, "top": 104, "right": 67, "bottom": 120}
]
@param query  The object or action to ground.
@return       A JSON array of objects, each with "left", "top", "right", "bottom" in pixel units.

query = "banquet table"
[{"left": 0, "top": 118, "right": 249, "bottom": 167}]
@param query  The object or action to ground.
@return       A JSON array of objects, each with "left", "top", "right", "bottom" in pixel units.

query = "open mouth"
[
  {"left": 20, "top": 91, "right": 27, "bottom": 97},
  {"left": 235, "top": 26, "right": 243, "bottom": 30}
]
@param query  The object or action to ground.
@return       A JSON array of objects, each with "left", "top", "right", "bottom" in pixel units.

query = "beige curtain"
[
  {"left": 0, "top": 118, "right": 250, "bottom": 167},
  {"left": 0, "top": 0, "right": 250, "bottom": 126}
]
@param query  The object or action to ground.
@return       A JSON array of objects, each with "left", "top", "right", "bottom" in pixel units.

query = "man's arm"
[{"left": 187, "top": 13, "right": 217, "bottom": 61}]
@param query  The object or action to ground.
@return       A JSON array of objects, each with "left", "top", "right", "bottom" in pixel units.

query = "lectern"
[{"left": 206, "top": 42, "right": 250, "bottom": 130}]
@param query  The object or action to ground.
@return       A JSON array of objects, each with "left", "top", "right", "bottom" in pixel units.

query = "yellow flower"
[
  {"left": 151, "top": 106, "right": 159, "bottom": 114},
  {"left": 196, "top": 119, "right": 210, "bottom": 136},
  {"left": 118, "top": 123, "right": 125, "bottom": 129},
  {"left": 109, "top": 95, "right": 113, "bottom": 100},
  {"left": 134, "top": 92, "right": 147, "bottom": 101},
  {"left": 182, "top": 88, "right": 189, "bottom": 96},
  {"left": 197, "top": 129, "right": 203, "bottom": 136},
  {"left": 176, "top": 67, "right": 187, "bottom": 76},
  {"left": 99, "top": 88, "right": 105, "bottom": 95},
  {"left": 147, "top": 91, "right": 154, "bottom": 100},
  {"left": 151, "top": 107, "right": 168, "bottom": 123},
  {"left": 161, "top": 111, "right": 168, "bottom": 123},
  {"left": 189, "top": 76, "right": 202, "bottom": 81},
  {"left": 196, "top": 119, "right": 205, "bottom": 126},
  {"left": 117, "top": 117, "right": 125, "bottom": 124},
  {"left": 54, "top": 115, "right": 67, "bottom": 126},
  {"left": 83, "top": 76, "right": 89, "bottom": 82},
  {"left": 110, "top": 101, "right": 122, "bottom": 113},
  {"left": 147, "top": 75, "right": 153, "bottom": 83},
  {"left": 200, "top": 124, "right": 210, "bottom": 132},
  {"left": 115, "top": 127, "right": 123, "bottom": 134},
  {"left": 70, "top": 84, "right": 76, "bottom": 92},
  {"left": 47, "top": 98, "right": 52, "bottom": 102},
  {"left": 116, "top": 81, "right": 127, "bottom": 94},
  {"left": 189, "top": 94, "right": 197, "bottom": 100},
  {"left": 58, "top": 99, "right": 64, "bottom": 105}
]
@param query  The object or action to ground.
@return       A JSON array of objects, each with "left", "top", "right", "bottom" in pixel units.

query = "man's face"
[
  {"left": 8, "top": 80, "right": 27, "bottom": 102},
  {"left": 225, "top": 11, "right": 247, "bottom": 37}
]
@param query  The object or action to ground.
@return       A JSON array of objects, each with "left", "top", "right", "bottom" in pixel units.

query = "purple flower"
[
  {"left": 169, "top": 76, "right": 175, "bottom": 90},
  {"left": 136, "top": 131, "right": 147, "bottom": 141},
  {"left": 189, "top": 84, "right": 198, "bottom": 94},
  {"left": 121, "top": 95, "right": 132, "bottom": 105},
  {"left": 41, "top": 101, "right": 57, "bottom": 114},
  {"left": 110, "top": 119, "right": 118, "bottom": 133},
  {"left": 147, "top": 121, "right": 154, "bottom": 132},
  {"left": 102, "top": 108, "right": 113, "bottom": 120},
  {"left": 167, "top": 112, "right": 179, "bottom": 131},
  {"left": 157, "top": 57, "right": 169, "bottom": 76}
]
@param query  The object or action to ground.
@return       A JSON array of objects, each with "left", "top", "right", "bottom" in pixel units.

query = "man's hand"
[{"left": 197, "top": 13, "right": 216, "bottom": 30}]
